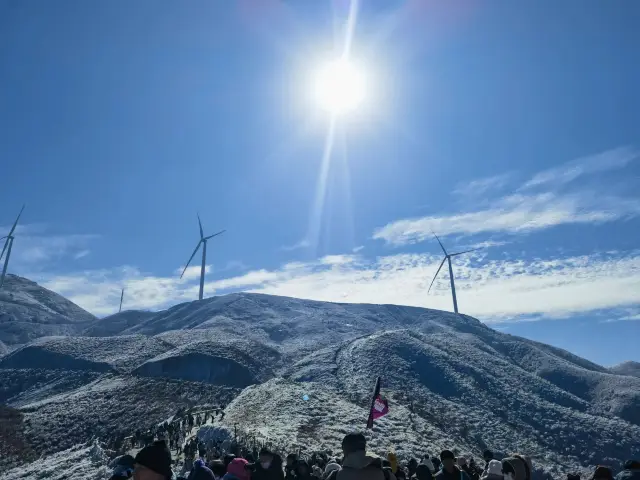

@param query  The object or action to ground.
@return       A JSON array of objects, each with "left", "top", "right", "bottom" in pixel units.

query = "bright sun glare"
[{"left": 314, "top": 58, "right": 366, "bottom": 115}]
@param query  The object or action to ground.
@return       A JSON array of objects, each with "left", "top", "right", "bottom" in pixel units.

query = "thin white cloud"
[
  {"left": 174, "top": 265, "right": 211, "bottom": 280},
  {"left": 352, "top": 246, "right": 365, "bottom": 253},
  {"left": 0, "top": 227, "right": 99, "bottom": 267},
  {"left": 36, "top": 249, "right": 640, "bottom": 322},
  {"left": 73, "top": 250, "right": 90, "bottom": 260},
  {"left": 373, "top": 146, "right": 639, "bottom": 246},
  {"left": 603, "top": 312, "right": 640, "bottom": 323},
  {"left": 281, "top": 238, "right": 311, "bottom": 251},
  {"left": 453, "top": 173, "right": 512, "bottom": 197},
  {"left": 373, "top": 192, "right": 640, "bottom": 245},
  {"left": 522, "top": 147, "right": 638, "bottom": 190}
]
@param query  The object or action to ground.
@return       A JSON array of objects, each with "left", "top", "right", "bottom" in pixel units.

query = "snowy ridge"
[
  {"left": 0, "top": 279, "right": 638, "bottom": 477},
  {"left": 0, "top": 274, "right": 96, "bottom": 345},
  {"left": 610, "top": 361, "right": 640, "bottom": 379}
]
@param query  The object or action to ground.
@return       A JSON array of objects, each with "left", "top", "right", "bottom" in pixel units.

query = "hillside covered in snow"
[{"left": 0, "top": 275, "right": 639, "bottom": 479}]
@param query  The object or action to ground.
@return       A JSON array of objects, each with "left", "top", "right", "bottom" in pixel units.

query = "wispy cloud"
[
  {"left": 373, "top": 147, "right": 640, "bottom": 246},
  {"left": 174, "top": 265, "right": 211, "bottom": 280},
  {"left": 602, "top": 310, "right": 640, "bottom": 323},
  {"left": 0, "top": 225, "right": 98, "bottom": 268},
  {"left": 453, "top": 173, "right": 511, "bottom": 197},
  {"left": 522, "top": 147, "right": 638, "bottom": 190},
  {"left": 37, "top": 249, "right": 640, "bottom": 321},
  {"left": 73, "top": 250, "right": 90, "bottom": 260},
  {"left": 373, "top": 192, "right": 640, "bottom": 245},
  {"left": 280, "top": 239, "right": 311, "bottom": 251},
  {"left": 352, "top": 246, "right": 365, "bottom": 253}
]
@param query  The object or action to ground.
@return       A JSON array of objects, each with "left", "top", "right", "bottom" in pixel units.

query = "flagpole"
[{"left": 366, "top": 376, "right": 382, "bottom": 429}]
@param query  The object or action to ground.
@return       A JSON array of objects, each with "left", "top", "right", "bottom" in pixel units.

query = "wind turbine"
[
  {"left": 180, "top": 215, "right": 225, "bottom": 301},
  {"left": 0, "top": 205, "right": 25, "bottom": 290},
  {"left": 119, "top": 288, "right": 124, "bottom": 313},
  {"left": 428, "top": 233, "right": 480, "bottom": 314}
]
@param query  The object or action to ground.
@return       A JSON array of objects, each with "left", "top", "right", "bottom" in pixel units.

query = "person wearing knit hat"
[
  {"left": 436, "top": 451, "right": 471, "bottom": 480},
  {"left": 591, "top": 466, "right": 614, "bottom": 480},
  {"left": 134, "top": 440, "right": 173, "bottom": 480},
  {"left": 190, "top": 464, "right": 216, "bottom": 480},
  {"left": 224, "top": 458, "right": 250, "bottom": 480}
]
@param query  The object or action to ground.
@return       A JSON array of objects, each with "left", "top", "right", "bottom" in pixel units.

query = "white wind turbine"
[
  {"left": 180, "top": 214, "right": 225, "bottom": 301},
  {"left": 0, "top": 205, "right": 25, "bottom": 289},
  {"left": 428, "top": 233, "right": 480, "bottom": 314}
]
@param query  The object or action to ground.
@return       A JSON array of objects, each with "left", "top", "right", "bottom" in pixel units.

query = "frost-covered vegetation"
[{"left": 0, "top": 277, "right": 638, "bottom": 478}]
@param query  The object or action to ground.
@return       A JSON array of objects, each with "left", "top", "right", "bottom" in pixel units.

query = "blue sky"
[{"left": 1, "top": 1, "right": 639, "bottom": 366}]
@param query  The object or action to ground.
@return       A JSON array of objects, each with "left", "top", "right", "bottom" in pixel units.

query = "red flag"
[{"left": 366, "top": 377, "right": 389, "bottom": 428}]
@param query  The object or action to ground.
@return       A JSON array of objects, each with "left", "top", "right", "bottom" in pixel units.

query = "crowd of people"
[
  {"left": 107, "top": 430, "right": 640, "bottom": 480},
  {"left": 105, "top": 406, "right": 226, "bottom": 456}
]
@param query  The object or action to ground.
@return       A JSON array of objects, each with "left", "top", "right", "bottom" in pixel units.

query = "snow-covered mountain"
[
  {"left": 0, "top": 276, "right": 639, "bottom": 479},
  {"left": 0, "top": 274, "right": 96, "bottom": 346},
  {"left": 610, "top": 361, "right": 640, "bottom": 379}
]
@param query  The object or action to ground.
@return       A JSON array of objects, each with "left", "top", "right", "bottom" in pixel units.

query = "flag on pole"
[{"left": 366, "top": 376, "right": 389, "bottom": 428}]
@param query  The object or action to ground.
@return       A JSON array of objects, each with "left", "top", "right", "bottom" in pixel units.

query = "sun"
[{"left": 313, "top": 58, "right": 366, "bottom": 115}]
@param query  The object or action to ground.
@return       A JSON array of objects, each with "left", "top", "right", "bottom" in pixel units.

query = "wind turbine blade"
[
  {"left": 450, "top": 247, "right": 482, "bottom": 257},
  {"left": 205, "top": 229, "right": 226, "bottom": 240},
  {"left": 428, "top": 256, "right": 447, "bottom": 294},
  {"left": 8, "top": 204, "right": 25, "bottom": 237},
  {"left": 197, "top": 214, "right": 204, "bottom": 240},
  {"left": 432, "top": 232, "right": 448, "bottom": 255},
  {"left": 180, "top": 241, "right": 202, "bottom": 278},
  {"left": 0, "top": 238, "right": 8, "bottom": 262}
]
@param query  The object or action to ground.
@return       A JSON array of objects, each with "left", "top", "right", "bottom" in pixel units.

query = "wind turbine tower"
[
  {"left": 0, "top": 205, "right": 25, "bottom": 290},
  {"left": 180, "top": 215, "right": 225, "bottom": 301},
  {"left": 428, "top": 233, "right": 480, "bottom": 314}
]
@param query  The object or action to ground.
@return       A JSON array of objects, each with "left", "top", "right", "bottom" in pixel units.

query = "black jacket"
[
  {"left": 435, "top": 467, "right": 472, "bottom": 480},
  {"left": 251, "top": 463, "right": 285, "bottom": 480}
]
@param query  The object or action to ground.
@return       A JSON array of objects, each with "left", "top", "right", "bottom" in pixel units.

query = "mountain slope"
[
  {"left": 610, "top": 361, "right": 640, "bottom": 378},
  {"left": 0, "top": 275, "right": 96, "bottom": 345},
  {"left": 0, "top": 288, "right": 638, "bottom": 476}
]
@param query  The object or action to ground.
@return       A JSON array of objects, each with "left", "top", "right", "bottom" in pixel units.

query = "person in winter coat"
[
  {"left": 224, "top": 458, "right": 251, "bottom": 480},
  {"left": 420, "top": 457, "right": 435, "bottom": 474},
  {"left": 326, "top": 433, "right": 392, "bottom": 480},
  {"left": 285, "top": 453, "right": 298, "bottom": 480},
  {"left": 250, "top": 448, "right": 285, "bottom": 480},
  {"left": 501, "top": 455, "right": 533, "bottom": 480},
  {"left": 480, "top": 460, "right": 502, "bottom": 480},
  {"left": 482, "top": 452, "right": 494, "bottom": 474},
  {"left": 615, "top": 461, "right": 640, "bottom": 480},
  {"left": 209, "top": 460, "right": 227, "bottom": 480},
  {"left": 407, "top": 459, "right": 418, "bottom": 479},
  {"left": 414, "top": 464, "right": 433, "bottom": 480},
  {"left": 133, "top": 440, "right": 173, "bottom": 480},
  {"left": 591, "top": 467, "right": 614, "bottom": 480},
  {"left": 295, "top": 460, "right": 314, "bottom": 480},
  {"left": 435, "top": 450, "right": 471, "bottom": 480}
]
